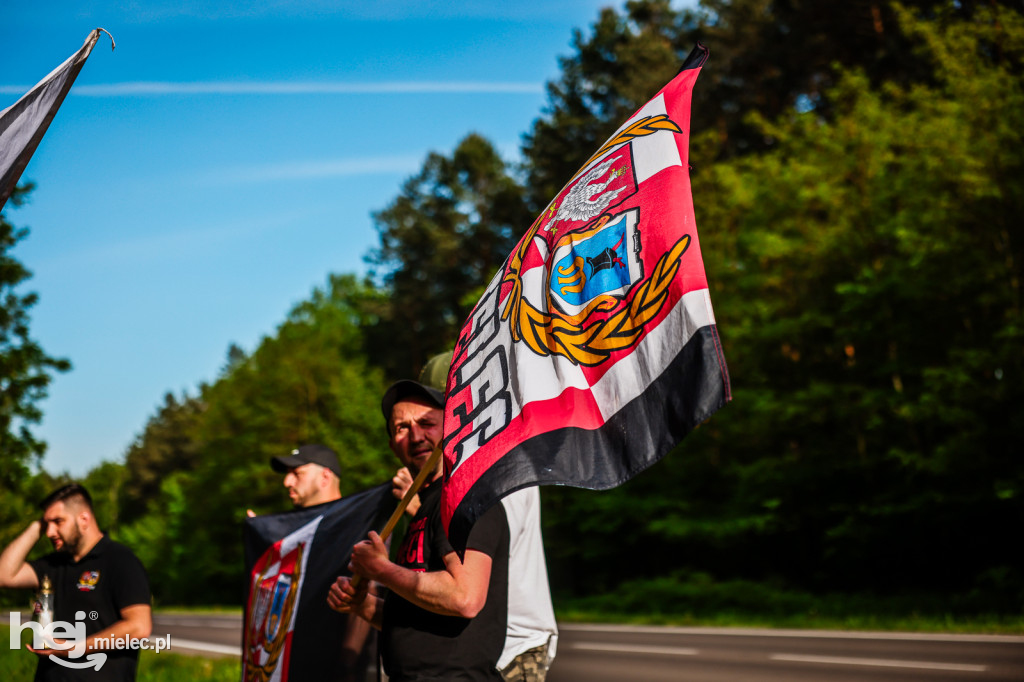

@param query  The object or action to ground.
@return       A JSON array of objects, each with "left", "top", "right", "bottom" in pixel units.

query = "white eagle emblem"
[{"left": 543, "top": 155, "right": 627, "bottom": 231}]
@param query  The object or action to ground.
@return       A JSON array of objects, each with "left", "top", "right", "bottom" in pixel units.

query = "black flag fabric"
[
  {"left": 242, "top": 484, "right": 393, "bottom": 682},
  {"left": 0, "top": 29, "right": 108, "bottom": 211},
  {"left": 441, "top": 44, "right": 730, "bottom": 553}
]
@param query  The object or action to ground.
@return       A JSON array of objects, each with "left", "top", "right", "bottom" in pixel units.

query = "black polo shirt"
[{"left": 29, "top": 535, "right": 151, "bottom": 682}]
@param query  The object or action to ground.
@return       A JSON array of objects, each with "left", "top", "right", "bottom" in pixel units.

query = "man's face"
[
  {"left": 282, "top": 463, "right": 325, "bottom": 508},
  {"left": 42, "top": 500, "right": 83, "bottom": 554},
  {"left": 389, "top": 398, "right": 443, "bottom": 477}
]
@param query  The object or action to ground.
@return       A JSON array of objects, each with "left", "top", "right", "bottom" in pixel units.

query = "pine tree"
[{"left": 0, "top": 184, "right": 70, "bottom": 485}]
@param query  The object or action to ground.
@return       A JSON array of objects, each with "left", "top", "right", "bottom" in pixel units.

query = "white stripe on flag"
[
  {"left": 628, "top": 94, "right": 683, "bottom": 184},
  {"left": 592, "top": 288, "right": 715, "bottom": 420}
]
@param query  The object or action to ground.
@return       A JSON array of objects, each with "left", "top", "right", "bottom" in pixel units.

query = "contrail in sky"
[
  {"left": 0, "top": 81, "right": 544, "bottom": 96},
  {"left": 209, "top": 155, "right": 426, "bottom": 184}
]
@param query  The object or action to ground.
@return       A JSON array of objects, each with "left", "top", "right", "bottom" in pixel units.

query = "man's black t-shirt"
[
  {"left": 29, "top": 536, "right": 151, "bottom": 682},
  {"left": 381, "top": 479, "right": 509, "bottom": 682}
]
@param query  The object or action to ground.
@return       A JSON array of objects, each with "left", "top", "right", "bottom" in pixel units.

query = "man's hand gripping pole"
[{"left": 349, "top": 445, "right": 442, "bottom": 589}]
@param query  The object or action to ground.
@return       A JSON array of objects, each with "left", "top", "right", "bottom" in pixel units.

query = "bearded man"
[{"left": 0, "top": 483, "right": 152, "bottom": 681}]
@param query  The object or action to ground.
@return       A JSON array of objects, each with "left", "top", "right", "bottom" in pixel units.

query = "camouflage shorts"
[{"left": 500, "top": 644, "right": 550, "bottom": 682}]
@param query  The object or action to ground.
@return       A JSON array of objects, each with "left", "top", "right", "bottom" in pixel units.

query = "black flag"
[{"left": 242, "top": 484, "right": 392, "bottom": 682}]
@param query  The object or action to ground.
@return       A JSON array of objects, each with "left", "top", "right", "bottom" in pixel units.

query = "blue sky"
[{"left": 2, "top": 1, "right": 638, "bottom": 476}]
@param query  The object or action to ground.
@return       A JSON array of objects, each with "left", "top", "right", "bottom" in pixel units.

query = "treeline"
[{"left": 2, "top": 0, "right": 1022, "bottom": 617}]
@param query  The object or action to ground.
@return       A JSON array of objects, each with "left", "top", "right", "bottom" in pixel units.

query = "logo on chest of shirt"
[
  {"left": 398, "top": 517, "right": 427, "bottom": 571},
  {"left": 77, "top": 570, "right": 100, "bottom": 591}
]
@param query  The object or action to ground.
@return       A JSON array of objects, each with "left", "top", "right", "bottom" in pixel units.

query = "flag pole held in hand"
[{"left": 350, "top": 445, "right": 442, "bottom": 588}]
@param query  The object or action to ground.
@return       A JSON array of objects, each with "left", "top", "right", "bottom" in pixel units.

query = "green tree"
[
  {"left": 118, "top": 392, "right": 203, "bottom": 522},
  {"left": 365, "top": 133, "right": 531, "bottom": 376},
  {"left": 114, "top": 274, "right": 396, "bottom": 603},
  {"left": 521, "top": 1, "right": 695, "bottom": 210},
  {"left": 0, "top": 184, "right": 70, "bottom": 485},
  {"left": 63, "top": 0, "right": 1024, "bottom": 615},
  {"left": 544, "top": 2, "right": 1024, "bottom": 606},
  {"left": 82, "top": 460, "right": 127, "bottom": 533},
  {"left": 698, "top": 1, "right": 1022, "bottom": 592},
  {"left": 521, "top": 0, "right": 1023, "bottom": 212}
]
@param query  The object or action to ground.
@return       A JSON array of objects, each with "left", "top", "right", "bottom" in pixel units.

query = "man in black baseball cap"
[
  {"left": 329, "top": 370, "right": 511, "bottom": 681},
  {"left": 379, "top": 381, "right": 444, "bottom": 433},
  {"left": 269, "top": 444, "right": 343, "bottom": 508}
]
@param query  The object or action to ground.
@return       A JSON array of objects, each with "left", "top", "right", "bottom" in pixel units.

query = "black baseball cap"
[
  {"left": 270, "top": 444, "right": 341, "bottom": 478},
  {"left": 381, "top": 380, "right": 444, "bottom": 432}
]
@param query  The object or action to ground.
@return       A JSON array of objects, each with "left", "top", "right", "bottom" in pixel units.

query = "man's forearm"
[
  {"left": 0, "top": 520, "right": 41, "bottom": 588},
  {"left": 352, "top": 595, "right": 384, "bottom": 631},
  {"left": 350, "top": 533, "right": 490, "bottom": 619},
  {"left": 372, "top": 559, "right": 479, "bottom": 619}
]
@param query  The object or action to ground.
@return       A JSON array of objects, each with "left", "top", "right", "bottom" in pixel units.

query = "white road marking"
[
  {"left": 571, "top": 642, "right": 698, "bottom": 656},
  {"left": 771, "top": 653, "right": 987, "bottom": 672},
  {"left": 165, "top": 638, "right": 241, "bottom": 656},
  {"left": 560, "top": 623, "right": 1024, "bottom": 644}
]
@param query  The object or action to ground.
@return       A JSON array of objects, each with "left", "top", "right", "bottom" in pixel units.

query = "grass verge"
[
  {"left": 0, "top": 625, "right": 239, "bottom": 680},
  {"left": 554, "top": 572, "right": 1024, "bottom": 634}
]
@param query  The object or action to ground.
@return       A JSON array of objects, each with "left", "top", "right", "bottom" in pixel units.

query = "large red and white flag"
[
  {"left": 0, "top": 29, "right": 107, "bottom": 211},
  {"left": 441, "top": 44, "right": 730, "bottom": 552}
]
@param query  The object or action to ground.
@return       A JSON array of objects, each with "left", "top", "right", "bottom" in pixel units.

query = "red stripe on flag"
[{"left": 443, "top": 385, "right": 605, "bottom": 526}]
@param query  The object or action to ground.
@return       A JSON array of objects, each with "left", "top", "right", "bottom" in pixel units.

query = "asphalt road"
[
  {"left": 151, "top": 614, "right": 1024, "bottom": 681},
  {"left": 548, "top": 624, "right": 1024, "bottom": 682}
]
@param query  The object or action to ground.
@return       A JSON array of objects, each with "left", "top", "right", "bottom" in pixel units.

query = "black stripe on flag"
[{"left": 447, "top": 324, "right": 730, "bottom": 553}]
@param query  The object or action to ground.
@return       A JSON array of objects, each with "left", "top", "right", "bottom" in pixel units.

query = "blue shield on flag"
[{"left": 548, "top": 208, "right": 642, "bottom": 316}]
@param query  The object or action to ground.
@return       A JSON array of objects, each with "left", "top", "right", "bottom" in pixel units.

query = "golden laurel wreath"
[
  {"left": 540, "top": 114, "right": 682, "bottom": 225},
  {"left": 499, "top": 112, "right": 688, "bottom": 367},
  {"left": 576, "top": 114, "right": 682, "bottom": 184},
  {"left": 244, "top": 545, "right": 303, "bottom": 682},
  {"left": 501, "top": 230, "right": 690, "bottom": 367}
]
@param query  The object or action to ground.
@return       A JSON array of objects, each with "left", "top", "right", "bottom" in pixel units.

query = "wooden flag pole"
[{"left": 350, "top": 445, "right": 442, "bottom": 588}]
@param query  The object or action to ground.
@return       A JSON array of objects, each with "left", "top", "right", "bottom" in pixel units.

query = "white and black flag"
[
  {"left": 0, "top": 28, "right": 109, "bottom": 210},
  {"left": 243, "top": 484, "right": 393, "bottom": 682}
]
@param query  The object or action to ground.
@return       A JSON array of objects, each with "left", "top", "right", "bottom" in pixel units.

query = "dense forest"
[{"left": 2, "top": 0, "right": 1022, "bottom": 621}]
